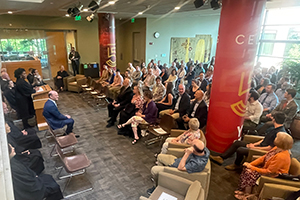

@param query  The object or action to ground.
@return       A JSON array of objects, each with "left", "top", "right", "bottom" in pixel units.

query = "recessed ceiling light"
[
  {"left": 138, "top": 12, "right": 143, "bottom": 15},
  {"left": 65, "top": 14, "right": 70, "bottom": 17},
  {"left": 9, "top": 0, "right": 45, "bottom": 3},
  {"left": 83, "top": 8, "right": 88, "bottom": 12},
  {"left": 50, "top": 2, "right": 53, "bottom": 4},
  {"left": 8, "top": 11, "right": 13, "bottom": 14},
  {"left": 175, "top": 7, "right": 180, "bottom": 10},
  {"left": 108, "top": 1, "right": 115, "bottom": 5}
]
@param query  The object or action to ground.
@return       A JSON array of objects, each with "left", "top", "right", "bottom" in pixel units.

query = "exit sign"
[
  {"left": 75, "top": 15, "right": 82, "bottom": 21},
  {"left": 131, "top": 18, "right": 135, "bottom": 23}
]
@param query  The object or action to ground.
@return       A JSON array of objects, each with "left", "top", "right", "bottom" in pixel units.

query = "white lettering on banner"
[
  {"left": 236, "top": 34, "right": 245, "bottom": 45},
  {"left": 237, "top": 125, "right": 243, "bottom": 138},
  {"left": 248, "top": 35, "right": 255, "bottom": 45},
  {"left": 235, "top": 35, "right": 256, "bottom": 45}
]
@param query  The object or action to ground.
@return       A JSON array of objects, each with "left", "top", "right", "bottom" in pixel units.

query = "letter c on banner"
[{"left": 236, "top": 34, "right": 245, "bottom": 45}]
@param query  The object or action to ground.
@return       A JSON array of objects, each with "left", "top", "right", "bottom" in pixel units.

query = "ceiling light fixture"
[
  {"left": 67, "top": 3, "right": 83, "bottom": 17},
  {"left": 83, "top": 8, "right": 88, "bottom": 12},
  {"left": 8, "top": 11, "right": 13, "bottom": 14},
  {"left": 88, "top": 0, "right": 101, "bottom": 11},
  {"left": 138, "top": 12, "right": 143, "bottom": 15},
  {"left": 108, "top": 1, "right": 115, "bottom": 5},
  {"left": 174, "top": 7, "right": 180, "bottom": 10},
  {"left": 65, "top": 14, "right": 70, "bottom": 17},
  {"left": 86, "top": 13, "right": 95, "bottom": 22}
]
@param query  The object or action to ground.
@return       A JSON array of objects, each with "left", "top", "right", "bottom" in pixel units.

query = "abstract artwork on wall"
[{"left": 170, "top": 35, "right": 212, "bottom": 63}]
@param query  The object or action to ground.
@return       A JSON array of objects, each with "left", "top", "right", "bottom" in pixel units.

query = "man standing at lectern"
[{"left": 69, "top": 47, "right": 80, "bottom": 75}]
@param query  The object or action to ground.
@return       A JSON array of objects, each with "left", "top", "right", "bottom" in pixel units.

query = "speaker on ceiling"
[{"left": 194, "top": 0, "right": 204, "bottom": 8}]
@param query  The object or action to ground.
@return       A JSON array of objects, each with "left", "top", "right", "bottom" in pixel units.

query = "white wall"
[{"left": 146, "top": 13, "right": 220, "bottom": 65}]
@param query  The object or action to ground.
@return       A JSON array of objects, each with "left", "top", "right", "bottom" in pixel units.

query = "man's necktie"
[{"left": 282, "top": 102, "right": 288, "bottom": 109}]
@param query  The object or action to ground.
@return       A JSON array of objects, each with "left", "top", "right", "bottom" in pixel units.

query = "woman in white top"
[{"left": 165, "top": 69, "right": 177, "bottom": 88}]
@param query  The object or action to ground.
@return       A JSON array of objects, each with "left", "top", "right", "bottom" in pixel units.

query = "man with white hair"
[
  {"left": 126, "top": 62, "right": 136, "bottom": 75},
  {"left": 43, "top": 91, "right": 78, "bottom": 137},
  {"left": 143, "top": 68, "right": 156, "bottom": 90}
]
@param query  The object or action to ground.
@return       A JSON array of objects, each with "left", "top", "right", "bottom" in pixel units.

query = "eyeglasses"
[{"left": 193, "top": 145, "right": 204, "bottom": 153}]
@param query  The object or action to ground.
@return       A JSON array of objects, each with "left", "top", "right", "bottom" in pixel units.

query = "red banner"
[
  {"left": 98, "top": 13, "right": 116, "bottom": 75},
  {"left": 206, "top": 0, "right": 266, "bottom": 153}
]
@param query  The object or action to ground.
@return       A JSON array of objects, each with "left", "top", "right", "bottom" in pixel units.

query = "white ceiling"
[{"left": 0, "top": 0, "right": 299, "bottom": 19}]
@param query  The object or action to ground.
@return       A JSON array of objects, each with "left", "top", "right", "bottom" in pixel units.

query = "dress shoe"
[
  {"left": 106, "top": 122, "right": 114, "bottom": 128},
  {"left": 75, "top": 135, "right": 80, "bottom": 138},
  {"left": 225, "top": 164, "right": 240, "bottom": 171},
  {"left": 107, "top": 118, "right": 112, "bottom": 123},
  {"left": 209, "top": 155, "right": 224, "bottom": 165},
  {"left": 147, "top": 186, "right": 156, "bottom": 195}
]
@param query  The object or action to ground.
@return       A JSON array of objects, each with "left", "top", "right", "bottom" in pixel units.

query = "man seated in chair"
[
  {"left": 147, "top": 140, "right": 209, "bottom": 194},
  {"left": 43, "top": 91, "right": 79, "bottom": 137},
  {"left": 243, "top": 90, "right": 263, "bottom": 131},
  {"left": 176, "top": 90, "right": 207, "bottom": 130},
  {"left": 210, "top": 111, "right": 286, "bottom": 171}
]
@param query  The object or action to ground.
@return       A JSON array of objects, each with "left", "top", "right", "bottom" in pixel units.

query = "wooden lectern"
[{"left": 32, "top": 85, "right": 52, "bottom": 131}]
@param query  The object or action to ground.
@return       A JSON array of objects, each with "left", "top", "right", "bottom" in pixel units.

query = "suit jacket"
[
  {"left": 27, "top": 73, "right": 34, "bottom": 84},
  {"left": 271, "top": 99, "right": 299, "bottom": 128},
  {"left": 188, "top": 100, "right": 208, "bottom": 129},
  {"left": 199, "top": 78, "right": 209, "bottom": 92},
  {"left": 116, "top": 86, "right": 133, "bottom": 107},
  {"left": 43, "top": 99, "right": 68, "bottom": 130},
  {"left": 172, "top": 92, "right": 190, "bottom": 117}
]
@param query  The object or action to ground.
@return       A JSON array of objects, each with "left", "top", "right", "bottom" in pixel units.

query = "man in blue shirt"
[
  {"left": 258, "top": 84, "right": 279, "bottom": 122},
  {"left": 147, "top": 140, "right": 209, "bottom": 194}
]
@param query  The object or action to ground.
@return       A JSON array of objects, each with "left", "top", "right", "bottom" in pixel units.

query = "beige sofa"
[
  {"left": 66, "top": 74, "right": 86, "bottom": 93},
  {"left": 139, "top": 172, "right": 205, "bottom": 200}
]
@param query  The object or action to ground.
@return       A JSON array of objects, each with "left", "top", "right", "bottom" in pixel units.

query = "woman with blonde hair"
[{"left": 235, "top": 132, "right": 294, "bottom": 199}]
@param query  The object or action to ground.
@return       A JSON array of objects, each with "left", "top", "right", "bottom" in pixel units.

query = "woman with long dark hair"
[
  {"left": 203, "top": 83, "right": 212, "bottom": 107},
  {"left": 156, "top": 82, "right": 174, "bottom": 115}
]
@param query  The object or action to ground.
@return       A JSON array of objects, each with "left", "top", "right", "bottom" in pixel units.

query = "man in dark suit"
[
  {"left": 68, "top": 47, "right": 80, "bottom": 75},
  {"left": 176, "top": 90, "right": 207, "bottom": 130},
  {"left": 106, "top": 78, "right": 133, "bottom": 127},
  {"left": 196, "top": 72, "right": 209, "bottom": 92},
  {"left": 160, "top": 84, "right": 190, "bottom": 119},
  {"left": 43, "top": 91, "right": 78, "bottom": 137},
  {"left": 27, "top": 68, "right": 34, "bottom": 85},
  {"left": 257, "top": 88, "right": 299, "bottom": 135}
]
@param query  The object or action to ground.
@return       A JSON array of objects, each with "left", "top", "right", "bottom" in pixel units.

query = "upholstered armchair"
[
  {"left": 66, "top": 74, "right": 86, "bottom": 93},
  {"left": 164, "top": 148, "right": 211, "bottom": 200},
  {"left": 139, "top": 172, "right": 205, "bottom": 200},
  {"left": 258, "top": 158, "right": 300, "bottom": 200},
  {"left": 242, "top": 135, "right": 268, "bottom": 162}
]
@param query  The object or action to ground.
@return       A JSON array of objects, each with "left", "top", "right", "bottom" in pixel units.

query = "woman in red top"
[{"left": 235, "top": 132, "right": 293, "bottom": 199}]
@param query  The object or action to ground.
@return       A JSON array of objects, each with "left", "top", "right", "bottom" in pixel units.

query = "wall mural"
[{"left": 170, "top": 35, "right": 212, "bottom": 63}]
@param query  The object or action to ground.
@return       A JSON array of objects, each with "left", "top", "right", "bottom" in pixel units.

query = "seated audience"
[
  {"left": 27, "top": 68, "right": 34, "bottom": 85},
  {"left": 258, "top": 84, "right": 279, "bottom": 121},
  {"left": 132, "top": 66, "right": 142, "bottom": 83},
  {"left": 160, "top": 118, "right": 204, "bottom": 154},
  {"left": 185, "top": 65, "right": 195, "bottom": 88},
  {"left": 257, "top": 88, "right": 298, "bottom": 135},
  {"left": 117, "top": 90, "right": 157, "bottom": 145},
  {"left": 9, "top": 144, "right": 63, "bottom": 200},
  {"left": 177, "top": 90, "right": 207, "bottom": 130},
  {"left": 118, "top": 84, "right": 143, "bottom": 136},
  {"left": 176, "top": 64, "right": 186, "bottom": 88},
  {"left": 96, "top": 65, "right": 109, "bottom": 84},
  {"left": 157, "top": 60, "right": 163, "bottom": 70},
  {"left": 188, "top": 79, "right": 200, "bottom": 100},
  {"left": 55, "top": 65, "right": 69, "bottom": 92},
  {"left": 101, "top": 68, "right": 115, "bottom": 87},
  {"left": 106, "top": 78, "right": 133, "bottom": 127},
  {"left": 210, "top": 111, "right": 286, "bottom": 170},
  {"left": 3, "top": 80, "right": 17, "bottom": 111},
  {"left": 197, "top": 72, "right": 209, "bottom": 92},
  {"left": 152, "top": 76, "right": 166, "bottom": 102},
  {"left": 143, "top": 68, "right": 156, "bottom": 90},
  {"left": 156, "top": 82, "right": 174, "bottom": 115},
  {"left": 152, "top": 63, "right": 161, "bottom": 77},
  {"left": 124, "top": 70, "right": 131, "bottom": 80},
  {"left": 194, "top": 61, "right": 205, "bottom": 77},
  {"left": 203, "top": 83, "right": 212, "bottom": 107},
  {"left": 1, "top": 67, "right": 10, "bottom": 80},
  {"left": 43, "top": 91, "right": 78, "bottom": 137},
  {"left": 205, "top": 67, "right": 213, "bottom": 83},
  {"left": 108, "top": 69, "right": 123, "bottom": 94},
  {"left": 31, "top": 69, "right": 45, "bottom": 87},
  {"left": 275, "top": 81, "right": 290, "bottom": 102},
  {"left": 165, "top": 69, "right": 177, "bottom": 88},
  {"left": 160, "top": 84, "right": 190, "bottom": 119},
  {"left": 159, "top": 67, "right": 168, "bottom": 84},
  {"left": 126, "top": 62, "right": 135, "bottom": 74},
  {"left": 234, "top": 132, "right": 293, "bottom": 199},
  {"left": 140, "top": 67, "right": 148, "bottom": 82},
  {"left": 15, "top": 68, "right": 37, "bottom": 128},
  {"left": 167, "top": 62, "right": 178, "bottom": 75},
  {"left": 147, "top": 140, "right": 209, "bottom": 194},
  {"left": 243, "top": 90, "right": 263, "bottom": 129},
  {"left": 255, "top": 78, "right": 270, "bottom": 94}
]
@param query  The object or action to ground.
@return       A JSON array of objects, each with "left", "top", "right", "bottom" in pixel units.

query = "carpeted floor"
[{"left": 36, "top": 87, "right": 300, "bottom": 200}]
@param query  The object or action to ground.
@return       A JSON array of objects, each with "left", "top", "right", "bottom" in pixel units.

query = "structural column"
[
  {"left": 98, "top": 13, "right": 116, "bottom": 74},
  {"left": 206, "top": 0, "right": 266, "bottom": 153}
]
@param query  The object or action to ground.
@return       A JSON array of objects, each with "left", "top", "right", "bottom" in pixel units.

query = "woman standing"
[
  {"left": 14, "top": 68, "right": 37, "bottom": 128},
  {"left": 118, "top": 90, "right": 157, "bottom": 145}
]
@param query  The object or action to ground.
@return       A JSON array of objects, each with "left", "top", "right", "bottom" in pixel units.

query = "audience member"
[
  {"left": 32, "top": 69, "right": 45, "bottom": 87},
  {"left": 118, "top": 84, "right": 143, "bottom": 136},
  {"left": 55, "top": 65, "right": 69, "bottom": 91},
  {"left": 159, "top": 118, "right": 203, "bottom": 154},
  {"left": 27, "top": 68, "right": 34, "bottom": 85},
  {"left": 127, "top": 62, "right": 136, "bottom": 74},
  {"left": 101, "top": 68, "right": 115, "bottom": 87},
  {"left": 141, "top": 67, "right": 148, "bottom": 82},
  {"left": 177, "top": 90, "right": 207, "bottom": 130},
  {"left": 147, "top": 140, "right": 209, "bottom": 194},
  {"left": 143, "top": 68, "right": 156, "bottom": 90},
  {"left": 234, "top": 132, "right": 293, "bottom": 199},
  {"left": 194, "top": 61, "right": 205, "bottom": 77},
  {"left": 106, "top": 78, "right": 133, "bottom": 127},
  {"left": 275, "top": 81, "right": 290, "bottom": 102},
  {"left": 9, "top": 144, "right": 63, "bottom": 200},
  {"left": 243, "top": 90, "right": 263, "bottom": 129},
  {"left": 167, "top": 62, "right": 178, "bottom": 75},
  {"left": 159, "top": 67, "right": 168, "bottom": 84},
  {"left": 203, "top": 83, "right": 212, "bottom": 107},
  {"left": 255, "top": 78, "right": 270, "bottom": 94},
  {"left": 176, "top": 64, "right": 186, "bottom": 88},
  {"left": 157, "top": 60, "right": 163, "bottom": 70},
  {"left": 156, "top": 82, "right": 174, "bottom": 115},
  {"left": 185, "top": 65, "right": 195, "bottom": 88},
  {"left": 210, "top": 111, "right": 286, "bottom": 170},
  {"left": 14, "top": 68, "right": 37, "bottom": 128},
  {"left": 43, "top": 91, "right": 78, "bottom": 137},
  {"left": 165, "top": 69, "right": 177, "bottom": 88},
  {"left": 257, "top": 88, "right": 298, "bottom": 135},
  {"left": 132, "top": 66, "right": 142, "bottom": 83},
  {"left": 3, "top": 80, "right": 17, "bottom": 111},
  {"left": 205, "top": 67, "right": 213, "bottom": 83},
  {"left": 160, "top": 84, "right": 190, "bottom": 119},
  {"left": 96, "top": 65, "right": 109, "bottom": 84},
  {"left": 118, "top": 90, "right": 157, "bottom": 144},
  {"left": 258, "top": 84, "right": 279, "bottom": 121},
  {"left": 152, "top": 76, "right": 166, "bottom": 102},
  {"left": 1, "top": 67, "right": 10, "bottom": 80},
  {"left": 108, "top": 69, "right": 123, "bottom": 95},
  {"left": 188, "top": 79, "right": 200, "bottom": 100},
  {"left": 152, "top": 63, "right": 161, "bottom": 77},
  {"left": 197, "top": 72, "right": 209, "bottom": 92}
]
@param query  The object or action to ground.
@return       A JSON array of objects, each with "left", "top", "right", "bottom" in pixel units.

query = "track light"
[
  {"left": 210, "top": 0, "right": 221, "bottom": 10},
  {"left": 86, "top": 13, "right": 95, "bottom": 22},
  {"left": 67, "top": 3, "right": 83, "bottom": 17},
  {"left": 88, "top": 0, "right": 102, "bottom": 11}
]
